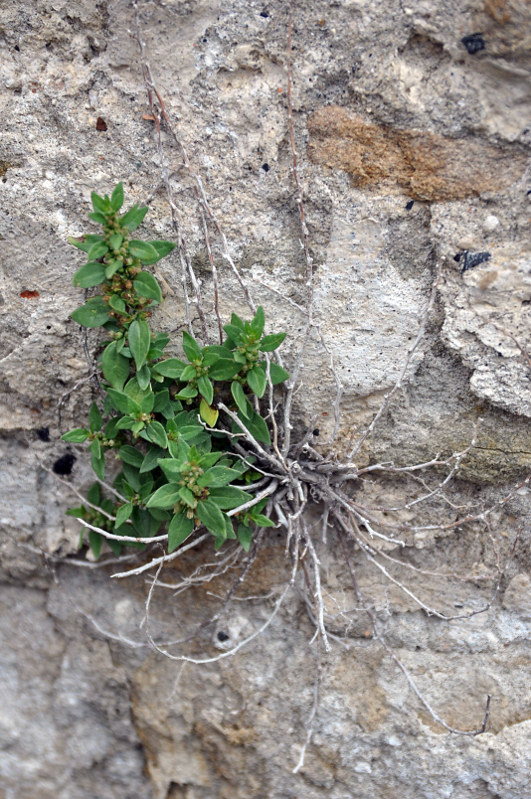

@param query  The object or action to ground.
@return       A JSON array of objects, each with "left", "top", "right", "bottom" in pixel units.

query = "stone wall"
[{"left": 1, "top": 1, "right": 530, "bottom": 797}]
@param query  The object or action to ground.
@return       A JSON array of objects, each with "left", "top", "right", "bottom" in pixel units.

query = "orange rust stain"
[
  {"left": 20, "top": 290, "right": 40, "bottom": 299},
  {"left": 307, "top": 105, "right": 527, "bottom": 201}
]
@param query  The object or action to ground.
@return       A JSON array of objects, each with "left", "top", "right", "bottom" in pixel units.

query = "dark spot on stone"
[
  {"left": 260, "top": 10, "right": 269, "bottom": 18},
  {"left": 96, "top": 116, "right": 107, "bottom": 132},
  {"left": 313, "top": 428, "right": 319, "bottom": 436},
  {"left": 405, "top": 200, "right": 414, "bottom": 210},
  {"left": 217, "top": 631, "right": 229, "bottom": 642},
  {"left": 261, "top": 163, "right": 270, "bottom": 172},
  {"left": 202, "top": 37, "right": 207, "bottom": 43},
  {"left": 53, "top": 453, "right": 76, "bottom": 475},
  {"left": 36, "top": 427, "right": 50, "bottom": 441},
  {"left": 458, "top": 250, "right": 491, "bottom": 273},
  {"left": 14, "top": 45, "right": 20, "bottom": 51},
  {"left": 461, "top": 33, "right": 485, "bottom": 55}
]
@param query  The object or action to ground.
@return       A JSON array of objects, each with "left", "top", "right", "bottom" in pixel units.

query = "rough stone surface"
[{"left": 1, "top": 0, "right": 530, "bottom": 797}]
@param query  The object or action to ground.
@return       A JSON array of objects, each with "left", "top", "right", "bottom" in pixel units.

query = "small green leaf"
[
  {"left": 199, "top": 399, "right": 218, "bottom": 427},
  {"left": 101, "top": 340, "right": 130, "bottom": 389},
  {"left": 87, "top": 240, "right": 109, "bottom": 261},
  {"left": 71, "top": 297, "right": 111, "bottom": 328},
  {"left": 115, "top": 502, "right": 133, "bottom": 529},
  {"left": 91, "top": 191, "right": 108, "bottom": 213},
  {"left": 89, "top": 530, "right": 103, "bottom": 559},
  {"left": 136, "top": 364, "right": 151, "bottom": 390},
  {"left": 178, "top": 486, "right": 196, "bottom": 507},
  {"left": 105, "top": 260, "right": 122, "bottom": 279},
  {"left": 89, "top": 403, "right": 103, "bottom": 433},
  {"left": 251, "top": 306, "right": 265, "bottom": 337},
  {"left": 253, "top": 513, "right": 276, "bottom": 527},
  {"left": 139, "top": 240, "right": 176, "bottom": 265},
  {"left": 119, "top": 445, "right": 144, "bottom": 468},
  {"left": 120, "top": 204, "right": 149, "bottom": 231},
  {"left": 129, "top": 240, "right": 160, "bottom": 262},
  {"left": 237, "top": 523, "right": 253, "bottom": 552},
  {"left": 175, "top": 385, "right": 198, "bottom": 400},
  {"left": 146, "top": 483, "right": 181, "bottom": 510},
  {"left": 197, "top": 375, "right": 213, "bottom": 405},
  {"left": 231, "top": 381, "right": 251, "bottom": 418},
  {"left": 128, "top": 319, "right": 151, "bottom": 370},
  {"left": 133, "top": 271, "right": 162, "bottom": 303},
  {"left": 259, "top": 332, "right": 286, "bottom": 352},
  {"left": 209, "top": 486, "right": 252, "bottom": 510},
  {"left": 108, "top": 233, "right": 123, "bottom": 251},
  {"left": 269, "top": 363, "right": 290, "bottom": 384},
  {"left": 246, "top": 366, "right": 266, "bottom": 398},
  {"left": 91, "top": 442, "right": 105, "bottom": 480},
  {"left": 139, "top": 446, "right": 165, "bottom": 473},
  {"left": 106, "top": 388, "right": 140, "bottom": 415},
  {"left": 223, "top": 323, "right": 245, "bottom": 344},
  {"left": 196, "top": 499, "right": 227, "bottom": 536},
  {"left": 108, "top": 294, "right": 126, "bottom": 314},
  {"left": 245, "top": 411, "right": 271, "bottom": 445},
  {"left": 182, "top": 331, "right": 201, "bottom": 361},
  {"left": 88, "top": 211, "right": 107, "bottom": 225},
  {"left": 208, "top": 359, "right": 241, "bottom": 380},
  {"left": 110, "top": 182, "right": 124, "bottom": 211},
  {"left": 152, "top": 358, "right": 186, "bottom": 378},
  {"left": 197, "top": 466, "right": 241, "bottom": 488},
  {"left": 143, "top": 420, "right": 168, "bottom": 449},
  {"left": 168, "top": 512, "right": 195, "bottom": 553},
  {"left": 61, "top": 428, "right": 89, "bottom": 443},
  {"left": 72, "top": 261, "right": 106, "bottom": 288}
]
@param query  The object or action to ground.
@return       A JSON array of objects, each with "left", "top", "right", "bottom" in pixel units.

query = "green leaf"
[
  {"left": 208, "top": 359, "right": 240, "bottom": 380},
  {"left": 174, "top": 385, "right": 198, "bottom": 400},
  {"left": 168, "top": 512, "right": 195, "bottom": 553},
  {"left": 120, "top": 204, "right": 149, "bottom": 231},
  {"left": 115, "top": 502, "right": 133, "bottom": 528},
  {"left": 245, "top": 411, "right": 271, "bottom": 445},
  {"left": 253, "top": 513, "right": 276, "bottom": 527},
  {"left": 72, "top": 261, "right": 106, "bottom": 288},
  {"left": 106, "top": 388, "right": 140, "bottom": 415},
  {"left": 251, "top": 306, "right": 265, "bottom": 337},
  {"left": 237, "top": 523, "right": 253, "bottom": 552},
  {"left": 91, "top": 441, "right": 105, "bottom": 480},
  {"left": 143, "top": 420, "right": 168, "bottom": 449},
  {"left": 91, "top": 191, "right": 108, "bottom": 213},
  {"left": 108, "top": 294, "right": 126, "bottom": 314},
  {"left": 108, "top": 233, "right": 123, "bottom": 251},
  {"left": 182, "top": 331, "right": 201, "bottom": 361},
  {"left": 89, "top": 403, "right": 103, "bottom": 433},
  {"left": 199, "top": 399, "right": 218, "bottom": 427},
  {"left": 66, "top": 506, "right": 86, "bottom": 519},
  {"left": 146, "top": 483, "right": 181, "bottom": 509},
  {"left": 178, "top": 486, "right": 196, "bottom": 507},
  {"left": 105, "top": 260, "right": 122, "bottom": 279},
  {"left": 197, "top": 466, "right": 241, "bottom": 488},
  {"left": 61, "top": 428, "right": 89, "bottom": 443},
  {"left": 133, "top": 271, "right": 162, "bottom": 303},
  {"left": 87, "top": 482, "right": 101, "bottom": 505},
  {"left": 197, "top": 375, "right": 213, "bottom": 405},
  {"left": 88, "top": 211, "right": 107, "bottom": 224},
  {"left": 137, "top": 364, "right": 151, "bottom": 390},
  {"left": 87, "top": 240, "right": 109, "bottom": 261},
  {"left": 122, "top": 462, "right": 142, "bottom": 492},
  {"left": 110, "top": 182, "right": 124, "bottom": 211},
  {"left": 139, "top": 446, "right": 165, "bottom": 473},
  {"left": 129, "top": 240, "right": 160, "bottom": 262},
  {"left": 157, "top": 458, "right": 184, "bottom": 482},
  {"left": 269, "top": 363, "right": 290, "bottom": 385},
  {"left": 89, "top": 530, "right": 103, "bottom": 559},
  {"left": 140, "top": 240, "right": 176, "bottom": 265},
  {"left": 259, "top": 332, "right": 286, "bottom": 352},
  {"left": 247, "top": 366, "right": 266, "bottom": 398},
  {"left": 209, "top": 486, "right": 252, "bottom": 510},
  {"left": 231, "top": 381, "right": 251, "bottom": 418},
  {"left": 128, "top": 319, "right": 151, "bottom": 370},
  {"left": 119, "top": 445, "right": 144, "bottom": 468},
  {"left": 71, "top": 297, "right": 111, "bottom": 328},
  {"left": 152, "top": 358, "right": 186, "bottom": 379},
  {"left": 101, "top": 340, "right": 130, "bottom": 389},
  {"left": 196, "top": 499, "right": 227, "bottom": 536},
  {"left": 223, "top": 323, "right": 245, "bottom": 344}
]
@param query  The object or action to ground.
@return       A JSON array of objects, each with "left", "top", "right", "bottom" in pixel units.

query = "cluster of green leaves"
[{"left": 63, "top": 184, "right": 287, "bottom": 558}]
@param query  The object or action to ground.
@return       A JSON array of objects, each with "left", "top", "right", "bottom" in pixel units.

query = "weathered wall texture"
[{"left": 1, "top": 0, "right": 530, "bottom": 797}]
